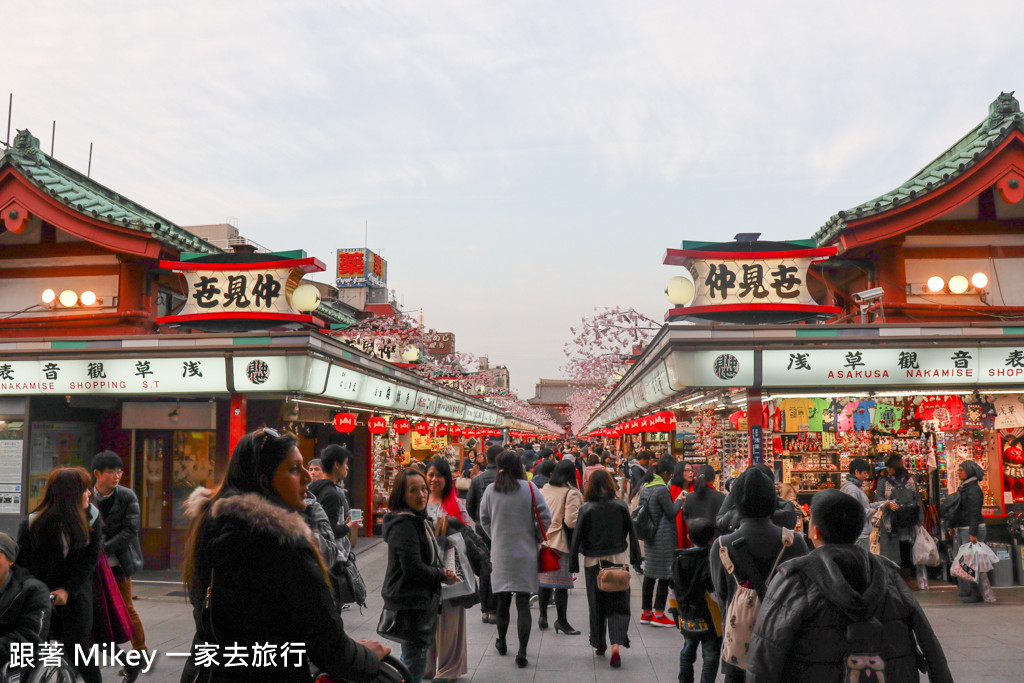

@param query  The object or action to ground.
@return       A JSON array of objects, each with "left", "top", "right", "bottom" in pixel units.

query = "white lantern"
[
  {"left": 41, "top": 289, "right": 56, "bottom": 304},
  {"left": 58, "top": 290, "right": 78, "bottom": 307},
  {"left": 665, "top": 276, "right": 695, "bottom": 306},
  {"left": 971, "top": 272, "right": 988, "bottom": 289},
  {"left": 401, "top": 346, "right": 421, "bottom": 363},
  {"left": 926, "top": 276, "right": 945, "bottom": 293},
  {"left": 290, "top": 283, "right": 322, "bottom": 312},
  {"left": 80, "top": 291, "right": 98, "bottom": 306},
  {"left": 948, "top": 275, "right": 969, "bottom": 294}
]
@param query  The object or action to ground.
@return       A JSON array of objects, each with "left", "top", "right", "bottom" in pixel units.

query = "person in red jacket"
[{"left": 670, "top": 462, "right": 696, "bottom": 549}]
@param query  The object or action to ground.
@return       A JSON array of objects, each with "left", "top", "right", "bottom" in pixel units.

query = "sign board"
[
  {"left": 158, "top": 255, "right": 324, "bottom": 330},
  {"left": 423, "top": 331, "right": 455, "bottom": 356},
  {"left": 664, "top": 245, "right": 839, "bottom": 323},
  {"left": 750, "top": 425, "right": 764, "bottom": 464},
  {"left": 0, "top": 358, "right": 228, "bottom": 395},
  {"left": 336, "top": 248, "right": 387, "bottom": 288},
  {"left": 762, "top": 347, "right": 979, "bottom": 387}
]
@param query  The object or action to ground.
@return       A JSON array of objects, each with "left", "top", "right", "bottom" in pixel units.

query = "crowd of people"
[{"left": 4, "top": 430, "right": 984, "bottom": 683}]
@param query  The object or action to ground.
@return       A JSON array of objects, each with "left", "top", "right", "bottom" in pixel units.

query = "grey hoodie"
[{"left": 839, "top": 474, "right": 885, "bottom": 540}]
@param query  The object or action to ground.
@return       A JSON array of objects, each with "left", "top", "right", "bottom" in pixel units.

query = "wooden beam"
[
  {"left": 0, "top": 242, "right": 113, "bottom": 259},
  {"left": 0, "top": 264, "right": 121, "bottom": 278},
  {"left": 903, "top": 245, "right": 1024, "bottom": 259}
]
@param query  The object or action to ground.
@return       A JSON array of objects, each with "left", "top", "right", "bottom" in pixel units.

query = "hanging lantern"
[
  {"left": 367, "top": 416, "right": 388, "bottom": 435},
  {"left": 415, "top": 420, "right": 431, "bottom": 435},
  {"left": 449, "top": 424, "right": 462, "bottom": 439},
  {"left": 653, "top": 410, "right": 677, "bottom": 431},
  {"left": 333, "top": 412, "right": 357, "bottom": 433},
  {"left": 394, "top": 418, "right": 411, "bottom": 434},
  {"left": 435, "top": 423, "right": 449, "bottom": 437}
]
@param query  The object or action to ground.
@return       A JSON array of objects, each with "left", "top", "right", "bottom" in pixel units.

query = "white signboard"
[
  {"left": 325, "top": 366, "right": 363, "bottom": 402},
  {"left": 688, "top": 256, "right": 821, "bottom": 307},
  {"left": 0, "top": 440, "right": 23, "bottom": 483},
  {"left": 762, "top": 347, "right": 978, "bottom": 387},
  {"left": 0, "top": 358, "right": 228, "bottom": 395},
  {"left": 358, "top": 376, "right": 398, "bottom": 408}
]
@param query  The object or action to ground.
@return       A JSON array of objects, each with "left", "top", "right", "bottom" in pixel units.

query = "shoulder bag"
[
  {"left": 531, "top": 484, "right": 561, "bottom": 572},
  {"left": 596, "top": 561, "right": 631, "bottom": 592}
]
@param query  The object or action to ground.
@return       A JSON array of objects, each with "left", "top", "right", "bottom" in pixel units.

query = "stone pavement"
[{"left": 111, "top": 537, "right": 1024, "bottom": 682}]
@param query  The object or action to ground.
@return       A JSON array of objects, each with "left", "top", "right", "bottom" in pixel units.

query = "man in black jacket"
[
  {"left": 466, "top": 444, "right": 502, "bottom": 623},
  {"left": 310, "top": 444, "right": 361, "bottom": 553},
  {"left": 91, "top": 450, "right": 146, "bottom": 682},
  {"left": 747, "top": 489, "right": 952, "bottom": 683},
  {"left": 0, "top": 532, "right": 50, "bottom": 669}
]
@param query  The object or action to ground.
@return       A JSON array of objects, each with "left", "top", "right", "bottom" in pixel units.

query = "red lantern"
[
  {"left": 435, "top": 424, "right": 449, "bottom": 437},
  {"left": 394, "top": 418, "right": 411, "bottom": 434},
  {"left": 449, "top": 424, "right": 462, "bottom": 439},
  {"left": 415, "top": 421, "right": 431, "bottom": 435},
  {"left": 367, "top": 416, "right": 387, "bottom": 435},
  {"left": 333, "top": 412, "right": 357, "bottom": 433}
]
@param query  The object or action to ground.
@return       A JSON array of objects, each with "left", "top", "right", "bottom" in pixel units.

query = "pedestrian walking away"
[
  {"left": 671, "top": 519, "right": 722, "bottom": 683},
  {"left": 466, "top": 444, "right": 503, "bottom": 625},
  {"left": 538, "top": 459, "right": 582, "bottom": 635},
  {"left": 638, "top": 455, "right": 682, "bottom": 628},
  {"left": 570, "top": 469, "right": 641, "bottom": 669},
  {"left": 480, "top": 451, "right": 551, "bottom": 669}
]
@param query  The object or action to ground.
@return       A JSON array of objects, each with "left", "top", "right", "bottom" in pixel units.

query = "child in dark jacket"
[{"left": 670, "top": 518, "right": 722, "bottom": 683}]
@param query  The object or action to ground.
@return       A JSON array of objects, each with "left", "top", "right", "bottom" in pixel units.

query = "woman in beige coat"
[{"left": 538, "top": 459, "right": 583, "bottom": 635}]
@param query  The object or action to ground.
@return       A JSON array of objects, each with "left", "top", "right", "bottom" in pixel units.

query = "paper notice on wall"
[
  {"left": 0, "top": 440, "right": 23, "bottom": 483},
  {"left": 0, "top": 492, "right": 20, "bottom": 514}
]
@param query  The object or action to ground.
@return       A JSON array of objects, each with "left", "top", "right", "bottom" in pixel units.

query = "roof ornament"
[
  {"left": 10, "top": 129, "right": 47, "bottom": 165},
  {"left": 986, "top": 91, "right": 1019, "bottom": 127}
]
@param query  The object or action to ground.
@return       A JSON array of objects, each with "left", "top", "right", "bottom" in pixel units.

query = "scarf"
[{"left": 645, "top": 473, "right": 667, "bottom": 488}]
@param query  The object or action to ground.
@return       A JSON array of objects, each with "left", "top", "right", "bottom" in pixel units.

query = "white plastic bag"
[
  {"left": 973, "top": 542, "right": 999, "bottom": 573},
  {"left": 912, "top": 526, "right": 940, "bottom": 567},
  {"left": 951, "top": 543, "right": 979, "bottom": 583}
]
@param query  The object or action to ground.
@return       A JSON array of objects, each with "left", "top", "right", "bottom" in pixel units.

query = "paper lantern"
[
  {"left": 333, "top": 412, "right": 357, "bottom": 433},
  {"left": 415, "top": 421, "right": 431, "bottom": 435},
  {"left": 367, "top": 416, "right": 387, "bottom": 435},
  {"left": 449, "top": 424, "right": 462, "bottom": 438},
  {"left": 394, "top": 419, "right": 411, "bottom": 434},
  {"left": 435, "top": 424, "right": 449, "bottom": 437}
]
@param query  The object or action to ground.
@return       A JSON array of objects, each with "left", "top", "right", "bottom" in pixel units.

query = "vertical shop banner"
[{"left": 750, "top": 425, "right": 764, "bottom": 464}]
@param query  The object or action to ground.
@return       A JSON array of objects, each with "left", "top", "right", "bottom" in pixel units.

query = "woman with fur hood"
[{"left": 180, "top": 427, "right": 388, "bottom": 682}]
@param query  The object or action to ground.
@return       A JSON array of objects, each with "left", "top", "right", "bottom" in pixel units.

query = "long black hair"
[
  {"left": 427, "top": 457, "right": 455, "bottom": 500},
  {"left": 670, "top": 461, "right": 693, "bottom": 488},
  {"left": 493, "top": 451, "right": 525, "bottom": 494},
  {"left": 549, "top": 459, "right": 579, "bottom": 489}
]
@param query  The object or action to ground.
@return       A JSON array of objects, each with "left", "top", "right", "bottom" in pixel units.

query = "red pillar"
[
  {"left": 747, "top": 388, "right": 764, "bottom": 465},
  {"left": 229, "top": 394, "right": 247, "bottom": 454},
  {"left": 365, "top": 430, "right": 375, "bottom": 538}
]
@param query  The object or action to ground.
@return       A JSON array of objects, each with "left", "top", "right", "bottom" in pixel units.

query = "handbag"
[
  {"left": 92, "top": 552, "right": 135, "bottom": 645},
  {"left": 331, "top": 553, "right": 367, "bottom": 608},
  {"left": 455, "top": 475, "right": 473, "bottom": 492},
  {"left": 376, "top": 608, "right": 437, "bottom": 648},
  {"left": 530, "top": 484, "right": 560, "bottom": 572},
  {"left": 440, "top": 528, "right": 477, "bottom": 601},
  {"left": 596, "top": 562, "right": 631, "bottom": 592},
  {"left": 912, "top": 526, "right": 941, "bottom": 567}
]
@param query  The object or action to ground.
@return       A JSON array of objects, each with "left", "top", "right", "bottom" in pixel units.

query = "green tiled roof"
[
  {"left": 816, "top": 92, "right": 1024, "bottom": 246},
  {"left": 1, "top": 129, "right": 221, "bottom": 255}
]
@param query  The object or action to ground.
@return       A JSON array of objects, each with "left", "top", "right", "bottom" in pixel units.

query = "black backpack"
[
  {"left": 631, "top": 495, "right": 657, "bottom": 542},
  {"left": 889, "top": 479, "right": 921, "bottom": 528}
]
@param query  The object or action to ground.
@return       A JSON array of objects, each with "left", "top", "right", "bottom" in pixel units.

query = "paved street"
[{"left": 103, "top": 537, "right": 1024, "bottom": 682}]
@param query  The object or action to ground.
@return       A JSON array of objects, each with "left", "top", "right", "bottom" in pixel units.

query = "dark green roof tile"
[{"left": 816, "top": 92, "right": 1024, "bottom": 245}]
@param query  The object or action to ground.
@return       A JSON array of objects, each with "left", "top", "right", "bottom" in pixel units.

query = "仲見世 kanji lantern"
[{"left": 333, "top": 412, "right": 357, "bottom": 433}]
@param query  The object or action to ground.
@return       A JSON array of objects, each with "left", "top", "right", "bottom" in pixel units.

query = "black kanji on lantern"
[
  {"left": 739, "top": 264, "right": 769, "bottom": 299},
  {"left": 704, "top": 264, "right": 737, "bottom": 299},
  {"left": 223, "top": 275, "right": 252, "bottom": 308},
  {"left": 252, "top": 274, "right": 281, "bottom": 308},
  {"left": 770, "top": 264, "right": 801, "bottom": 299},
  {"left": 193, "top": 276, "right": 222, "bottom": 309}
]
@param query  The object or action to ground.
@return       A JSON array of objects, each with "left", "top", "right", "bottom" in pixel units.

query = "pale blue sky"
[{"left": 7, "top": 1, "right": 1024, "bottom": 395}]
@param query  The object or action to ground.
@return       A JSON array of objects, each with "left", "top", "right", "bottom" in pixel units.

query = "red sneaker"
[
  {"left": 650, "top": 612, "right": 675, "bottom": 628},
  {"left": 639, "top": 610, "right": 653, "bottom": 625}
]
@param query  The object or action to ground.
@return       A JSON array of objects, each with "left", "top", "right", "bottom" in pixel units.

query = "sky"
[{"left": 6, "top": 1, "right": 1024, "bottom": 397}]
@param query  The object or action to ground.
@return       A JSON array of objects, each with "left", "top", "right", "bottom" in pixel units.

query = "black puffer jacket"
[
  {"left": 180, "top": 489, "right": 379, "bottom": 683},
  {"left": 715, "top": 493, "right": 798, "bottom": 534},
  {"left": 949, "top": 477, "right": 984, "bottom": 537},
  {"left": 93, "top": 485, "right": 144, "bottom": 577},
  {"left": 381, "top": 511, "right": 445, "bottom": 612},
  {"left": 747, "top": 544, "right": 952, "bottom": 683},
  {"left": 568, "top": 498, "right": 641, "bottom": 573},
  {"left": 0, "top": 565, "right": 51, "bottom": 665}
]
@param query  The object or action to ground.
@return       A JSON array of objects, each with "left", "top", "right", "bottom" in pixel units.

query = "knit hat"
[
  {"left": 0, "top": 533, "right": 18, "bottom": 561},
  {"left": 732, "top": 466, "right": 778, "bottom": 518}
]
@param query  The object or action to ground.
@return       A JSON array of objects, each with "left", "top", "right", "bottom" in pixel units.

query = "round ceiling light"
[
  {"left": 79, "top": 291, "right": 97, "bottom": 306},
  {"left": 41, "top": 288, "right": 56, "bottom": 304},
  {"left": 971, "top": 272, "right": 988, "bottom": 289},
  {"left": 58, "top": 290, "right": 78, "bottom": 307},
  {"left": 948, "top": 275, "right": 969, "bottom": 294},
  {"left": 926, "top": 276, "right": 945, "bottom": 293}
]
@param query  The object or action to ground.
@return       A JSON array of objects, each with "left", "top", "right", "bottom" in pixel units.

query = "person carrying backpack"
[
  {"left": 877, "top": 455, "right": 922, "bottom": 585},
  {"left": 670, "top": 519, "right": 722, "bottom": 683},
  {"left": 710, "top": 467, "right": 809, "bottom": 683},
  {"left": 747, "top": 489, "right": 952, "bottom": 683}
]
